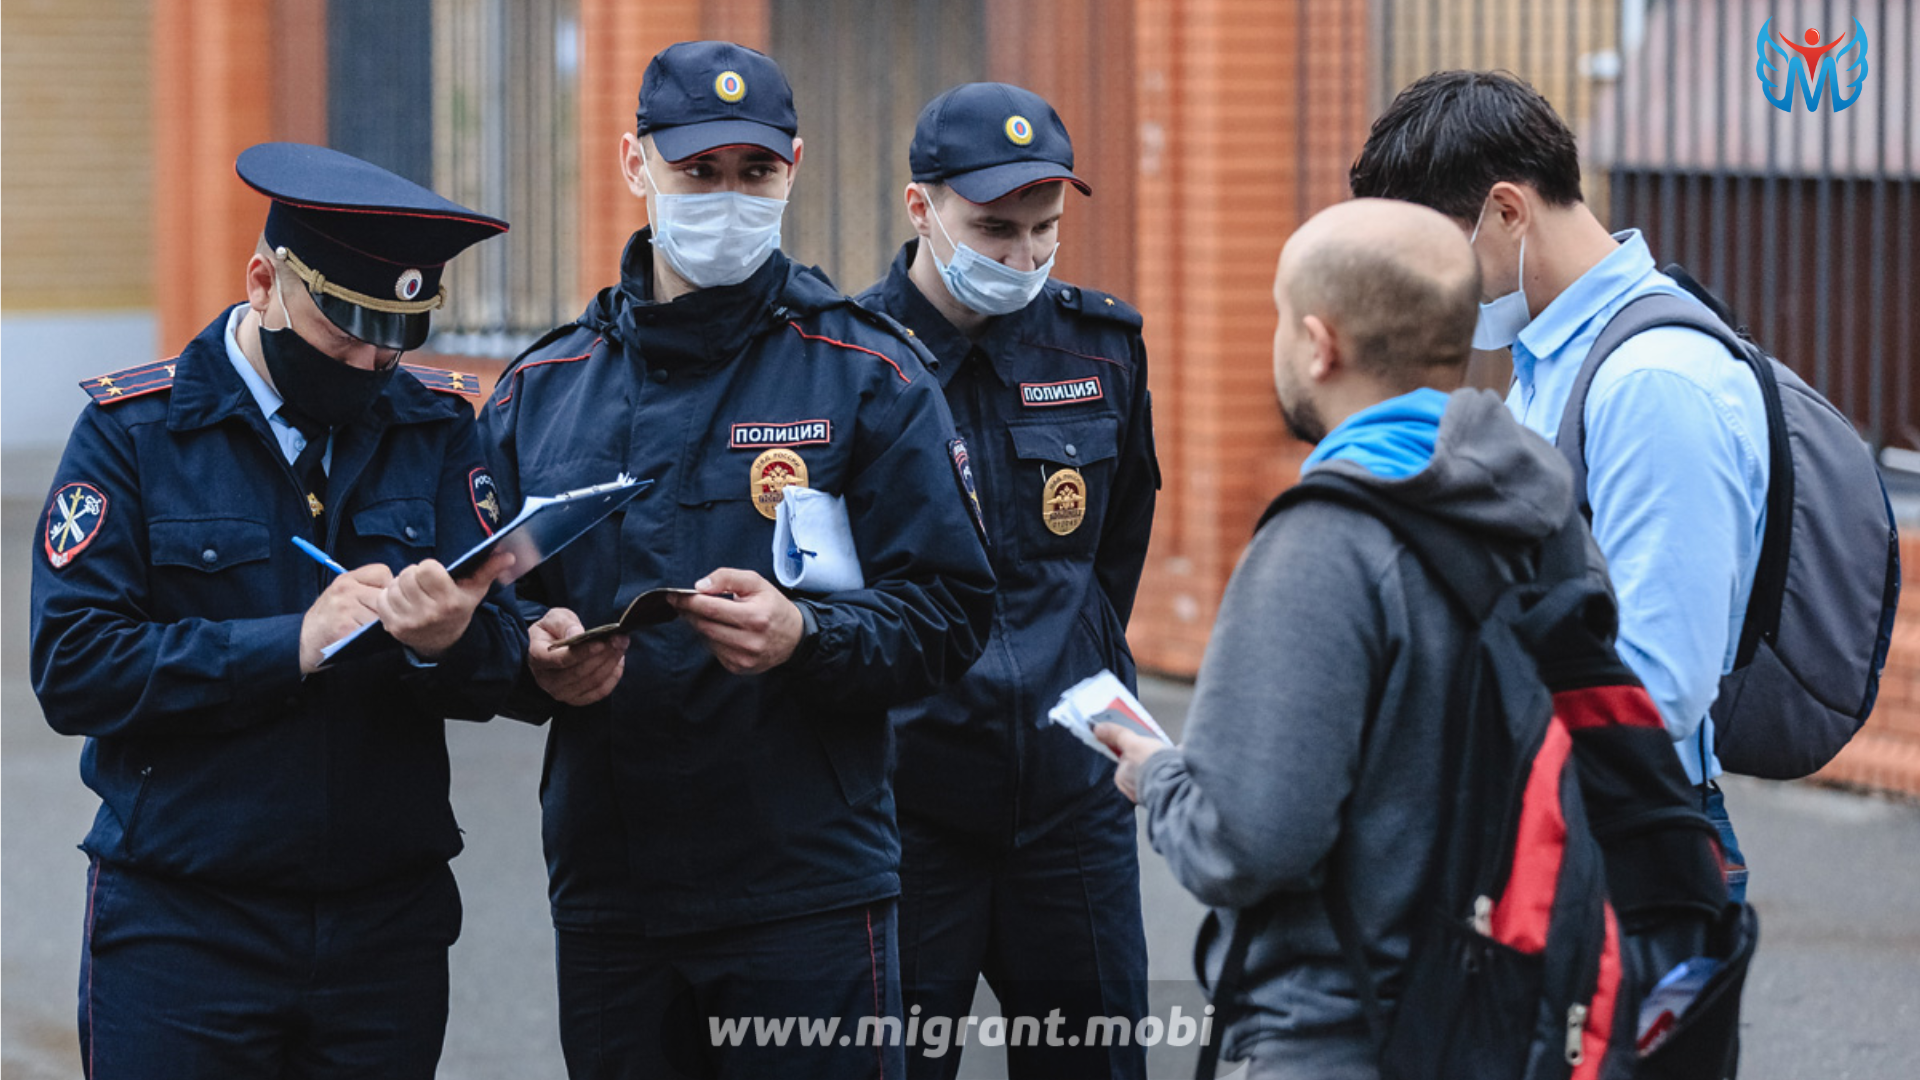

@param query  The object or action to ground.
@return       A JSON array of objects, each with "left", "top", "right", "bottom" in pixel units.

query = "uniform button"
[
  {"left": 651, "top": 369, "right": 669, "bottom": 384},
  {"left": 1062, "top": 288, "right": 1078, "bottom": 303},
  {"left": 927, "top": 359, "right": 941, "bottom": 370},
  {"left": 404, "top": 526, "right": 418, "bottom": 540},
  {"left": 1065, "top": 444, "right": 1078, "bottom": 458},
  {"left": 201, "top": 547, "right": 218, "bottom": 564}
]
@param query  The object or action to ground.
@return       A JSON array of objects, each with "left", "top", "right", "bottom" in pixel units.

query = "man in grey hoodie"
[{"left": 1098, "top": 198, "right": 1578, "bottom": 1078}]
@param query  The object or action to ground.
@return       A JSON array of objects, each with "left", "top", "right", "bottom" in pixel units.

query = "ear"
[
  {"left": 620, "top": 132, "right": 649, "bottom": 199},
  {"left": 904, "top": 182, "right": 935, "bottom": 239},
  {"left": 1302, "top": 313, "right": 1342, "bottom": 383},
  {"left": 1488, "top": 180, "right": 1531, "bottom": 236},
  {"left": 244, "top": 253, "right": 277, "bottom": 316}
]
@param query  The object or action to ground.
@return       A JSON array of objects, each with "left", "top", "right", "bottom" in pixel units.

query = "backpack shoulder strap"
[
  {"left": 1261, "top": 472, "right": 1514, "bottom": 622},
  {"left": 1556, "top": 290, "right": 1761, "bottom": 513}
]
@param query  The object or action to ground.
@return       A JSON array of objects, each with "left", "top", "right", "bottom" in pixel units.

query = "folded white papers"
[
  {"left": 1047, "top": 670, "right": 1174, "bottom": 762},
  {"left": 773, "top": 487, "right": 865, "bottom": 594}
]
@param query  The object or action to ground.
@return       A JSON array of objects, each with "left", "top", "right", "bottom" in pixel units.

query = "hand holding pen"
[{"left": 291, "top": 537, "right": 391, "bottom": 674}]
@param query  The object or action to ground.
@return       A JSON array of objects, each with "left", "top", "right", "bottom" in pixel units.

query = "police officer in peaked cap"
[
  {"left": 478, "top": 41, "right": 995, "bottom": 1080},
  {"left": 30, "top": 142, "right": 525, "bottom": 1078},
  {"left": 857, "top": 82, "right": 1160, "bottom": 1080}
]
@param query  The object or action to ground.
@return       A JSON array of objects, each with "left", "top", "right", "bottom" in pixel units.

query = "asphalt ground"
[{"left": 5, "top": 486, "right": 1918, "bottom": 1079}]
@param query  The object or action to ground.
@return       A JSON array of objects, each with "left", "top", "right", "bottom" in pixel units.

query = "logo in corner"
[
  {"left": 1756, "top": 18, "right": 1869, "bottom": 113},
  {"left": 44, "top": 482, "right": 107, "bottom": 568}
]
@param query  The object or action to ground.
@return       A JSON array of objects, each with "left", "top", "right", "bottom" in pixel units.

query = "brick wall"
[{"left": 3, "top": 0, "right": 154, "bottom": 313}]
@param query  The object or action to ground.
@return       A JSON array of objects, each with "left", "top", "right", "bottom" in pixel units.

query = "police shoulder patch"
[
  {"left": 469, "top": 467, "right": 503, "bottom": 535},
  {"left": 401, "top": 363, "right": 482, "bottom": 398},
  {"left": 1054, "top": 285, "right": 1143, "bottom": 329},
  {"left": 44, "top": 481, "right": 108, "bottom": 568},
  {"left": 948, "top": 438, "right": 990, "bottom": 547},
  {"left": 80, "top": 359, "right": 178, "bottom": 407}
]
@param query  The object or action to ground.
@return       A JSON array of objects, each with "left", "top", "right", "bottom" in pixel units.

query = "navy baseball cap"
[
  {"left": 636, "top": 41, "right": 798, "bottom": 164},
  {"left": 237, "top": 143, "right": 507, "bottom": 351},
  {"left": 910, "top": 83, "right": 1089, "bottom": 204}
]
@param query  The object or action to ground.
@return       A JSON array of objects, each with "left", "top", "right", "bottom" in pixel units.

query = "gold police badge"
[
  {"left": 1042, "top": 468, "right": 1086, "bottom": 536},
  {"left": 750, "top": 448, "right": 809, "bottom": 520}
]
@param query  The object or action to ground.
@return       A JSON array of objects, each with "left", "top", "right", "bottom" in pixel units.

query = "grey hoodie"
[{"left": 1140, "top": 389, "right": 1578, "bottom": 1076}]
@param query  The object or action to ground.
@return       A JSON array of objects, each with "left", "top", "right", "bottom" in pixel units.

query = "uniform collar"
[
  {"left": 221, "top": 303, "right": 287, "bottom": 422},
  {"left": 1513, "top": 230, "right": 1655, "bottom": 380},
  {"left": 876, "top": 239, "right": 1038, "bottom": 387},
  {"left": 878, "top": 241, "right": 975, "bottom": 387},
  {"left": 612, "top": 228, "right": 795, "bottom": 371},
  {"left": 169, "top": 303, "right": 454, "bottom": 433}
]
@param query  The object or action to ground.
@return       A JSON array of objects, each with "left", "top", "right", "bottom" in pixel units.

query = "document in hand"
[
  {"left": 1047, "top": 670, "right": 1174, "bottom": 763},
  {"left": 320, "top": 473, "right": 652, "bottom": 665},
  {"left": 550, "top": 586, "right": 737, "bottom": 649}
]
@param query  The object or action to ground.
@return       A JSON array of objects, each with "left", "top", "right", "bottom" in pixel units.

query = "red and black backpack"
[{"left": 1198, "top": 472, "right": 1757, "bottom": 1080}]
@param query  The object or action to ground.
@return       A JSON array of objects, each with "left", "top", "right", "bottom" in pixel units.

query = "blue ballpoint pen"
[{"left": 290, "top": 535, "right": 349, "bottom": 575}]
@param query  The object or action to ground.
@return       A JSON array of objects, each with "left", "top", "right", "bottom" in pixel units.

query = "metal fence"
[{"left": 427, "top": 0, "right": 581, "bottom": 356}]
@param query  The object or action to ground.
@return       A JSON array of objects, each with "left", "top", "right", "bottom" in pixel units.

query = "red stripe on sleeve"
[{"left": 1553, "top": 684, "right": 1666, "bottom": 732}]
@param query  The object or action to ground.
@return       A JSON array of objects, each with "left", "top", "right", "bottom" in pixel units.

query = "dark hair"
[{"left": 1348, "top": 70, "right": 1583, "bottom": 221}]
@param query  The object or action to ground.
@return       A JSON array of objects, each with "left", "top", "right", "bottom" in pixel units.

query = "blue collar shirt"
[
  {"left": 1505, "top": 231, "right": 1769, "bottom": 784},
  {"left": 223, "top": 303, "right": 331, "bottom": 473}
]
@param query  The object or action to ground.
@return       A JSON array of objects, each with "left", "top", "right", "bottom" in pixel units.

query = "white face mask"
[
  {"left": 924, "top": 188, "right": 1056, "bottom": 316},
  {"left": 642, "top": 149, "right": 787, "bottom": 289},
  {"left": 1468, "top": 199, "right": 1529, "bottom": 350}
]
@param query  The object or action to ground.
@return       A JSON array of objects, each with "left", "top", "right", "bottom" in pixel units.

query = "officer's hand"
[
  {"left": 528, "top": 607, "right": 627, "bottom": 706},
  {"left": 299, "top": 564, "right": 396, "bottom": 675},
  {"left": 669, "top": 568, "right": 804, "bottom": 676},
  {"left": 1094, "top": 723, "right": 1167, "bottom": 804},
  {"left": 379, "top": 550, "right": 516, "bottom": 661}
]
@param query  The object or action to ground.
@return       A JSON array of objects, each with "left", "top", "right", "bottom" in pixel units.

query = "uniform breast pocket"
[
  {"left": 1006, "top": 415, "right": 1118, "bottom": 559},
  {"left": 349, "top": 498, "right": 438, "bottom": 567},
  {"left": 675, "top": 447, "right": 848, "bottom": 576},
  {"left": 148, "top": 516, "right": 276, "bottom": 618}
]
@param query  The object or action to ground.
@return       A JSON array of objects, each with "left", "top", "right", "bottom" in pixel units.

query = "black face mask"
[{"left": 260, "top": 289, "right": 399, "bottom": 428}]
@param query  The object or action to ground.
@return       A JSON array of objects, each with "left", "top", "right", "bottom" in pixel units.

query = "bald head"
[{"left": 1277, "top": 198, "right": 1481, "bottom": 387}]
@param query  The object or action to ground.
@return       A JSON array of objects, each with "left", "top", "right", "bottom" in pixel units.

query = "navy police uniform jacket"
[
  {"left": 859, "top": 242, "right": 1159, "bottom": 846},
  {"left": 29, "top": 306, "right": 527, "bottom": 893},
  {"left": 478, "top": 233, "right": 996, "bottom": 935}
]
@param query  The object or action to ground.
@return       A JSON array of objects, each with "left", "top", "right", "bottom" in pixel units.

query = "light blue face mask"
[
  {"left": 642, "top": 149, "right": 787, "bottom": 289},
  {"left": 1469, "top": 199, "right": 1529, "bottom": 350},
  {"left": 924, "top": 188, "right": 1057, "bottom": 316}
]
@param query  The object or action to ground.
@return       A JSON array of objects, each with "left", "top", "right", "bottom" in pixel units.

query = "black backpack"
[
  {"left": 1557, "top": 267, "right": 1900, "bottom": 779},
  {"left": 1196, "top": 473, "right": 1757, "bottom": 1080}
]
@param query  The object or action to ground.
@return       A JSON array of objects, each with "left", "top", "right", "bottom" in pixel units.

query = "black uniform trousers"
[
  {"left": 555, "top": 900, "right": 905, "bottom": 1080},
  {"left": 78, "top": 858, "right": 459, "bottom": 1079},
  {"left": 898, "top": 788, "right": 1149, "bottom": 1080}
]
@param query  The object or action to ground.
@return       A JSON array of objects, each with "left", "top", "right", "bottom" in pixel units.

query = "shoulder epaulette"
[
  {"left": 81, "top": 358, "right": 178, "bottom": 406},
  {"left": 1054, "top": 285, "right": 1143, "bottom": 329},
  {"left": 400, "top": 363, "right": 482, "bottom": 398}
]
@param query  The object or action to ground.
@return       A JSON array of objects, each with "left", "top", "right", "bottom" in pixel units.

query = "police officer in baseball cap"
[
  {"left": 480, "top": 42, "right": 994, "bottom": 1080},
  {"left": 32, "top": 143, "right": 524, "bottom": 1077},
  {"left": 858, "top": 82, "right": 1160, "bottom": 1080}
]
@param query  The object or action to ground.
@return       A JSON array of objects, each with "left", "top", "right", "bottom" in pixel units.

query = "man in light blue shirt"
[{"left": 1350, "top": 70, "right": 1766, "bottom": 899}]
